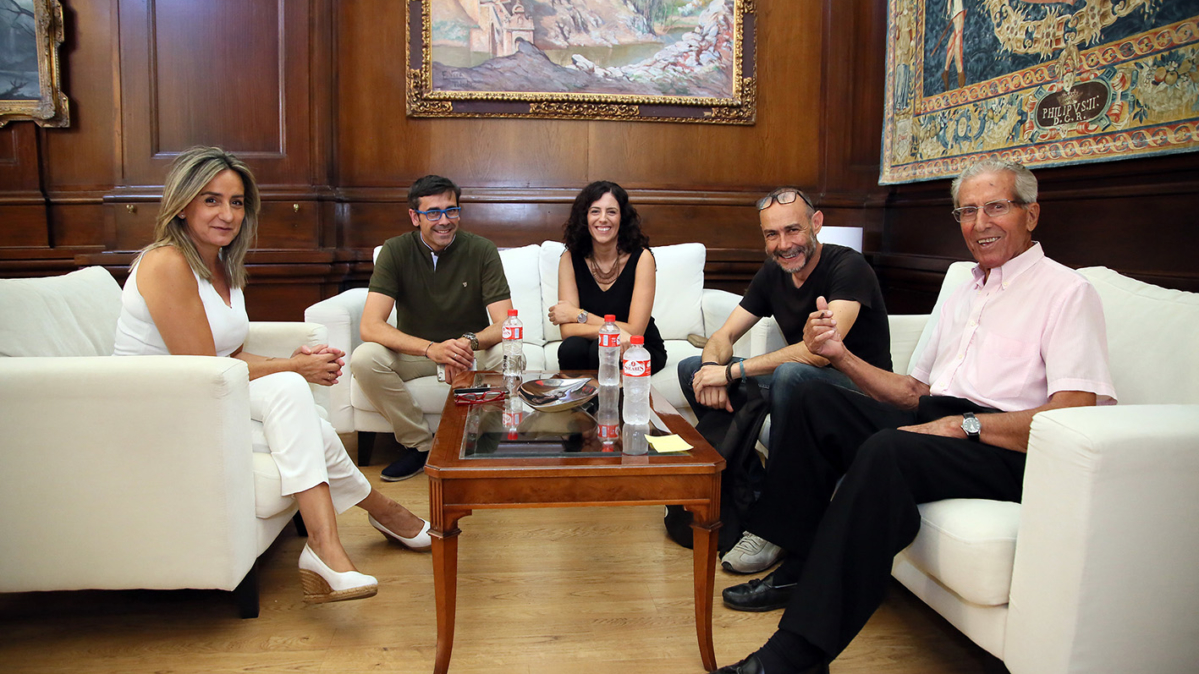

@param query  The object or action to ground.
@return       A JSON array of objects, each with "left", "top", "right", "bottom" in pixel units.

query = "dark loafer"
[
  {"left": 380, "top": 449, "right": 428, "bottom": 482},
  {"left": 712, "top": 654, "right": 765, "bottom": 674},
  {"left": 711, "top": 654, "right": 829, "bottom": 674},
  {"left": 722, "top": 571, "right": 797, "bottom": 612}
]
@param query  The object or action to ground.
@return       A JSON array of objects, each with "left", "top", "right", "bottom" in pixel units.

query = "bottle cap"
[
  {"left": 631, "top": 335, "right": 644, "bottom": 345},
  {"left": 604, "top": 314, "right": 616, "bottom": 322},
  {"left": 508, "top": 309, "right": 518, "bottom": 316}
]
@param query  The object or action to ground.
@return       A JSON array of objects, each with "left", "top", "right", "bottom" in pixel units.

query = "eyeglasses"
[
  {"left": 415, "top": 207, "right": 462, "bottom": 222},
  {"left": 952, "top": 199, "right": 1023, "bottom": 223},
  {"left": 756, "top": 189, "right": 814, "bottom": 212},
  {"left": 454, "top": 389, "right": 506, "bottom": 405}
]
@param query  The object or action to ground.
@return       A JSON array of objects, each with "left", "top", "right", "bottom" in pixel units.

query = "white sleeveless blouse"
[{"left": 113, "top": 260, "right": 248, "bottom": 357}]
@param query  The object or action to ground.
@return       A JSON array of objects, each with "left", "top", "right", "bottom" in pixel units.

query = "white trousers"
[{"left": 249, "top": 372, "right": 371, "bottom": 514}]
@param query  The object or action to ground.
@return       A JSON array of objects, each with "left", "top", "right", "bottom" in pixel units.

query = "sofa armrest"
[
  {"left": 0, "top": 356, "right": 260, "bottom": 592},
  {"left": 888, "top": 314, "right": 930, "bottom": 375},
  {"left": 1004, "top": 404, "right": 1199, "bottom": 674},
  {"left": 244, "top": 321, "right": 332, "bottom": 415},
  {"left": 304, "top": 288, "right": 370, "bottom": 433}
]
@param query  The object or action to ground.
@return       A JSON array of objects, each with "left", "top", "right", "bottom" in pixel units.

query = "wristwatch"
[
  {"left": 461, "top": 331, "right": 480, "bottom": 351},
  {"left": 961, "top": 412, "right": 981, "bottom": 442},
  {"left": 576, "top": 310, "right": 589, "bottom": 324}
]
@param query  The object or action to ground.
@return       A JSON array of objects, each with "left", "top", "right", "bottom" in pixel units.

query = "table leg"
[
  {"left": 687, "top": 503, "right": 720, "bottom": 672},
  {"left": 432, "top": 509, "right": 470, "bottom": 674}
]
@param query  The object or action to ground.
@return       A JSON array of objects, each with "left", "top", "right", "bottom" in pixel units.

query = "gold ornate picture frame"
[
  {"left": 0, "top": 0, "right": 68, "bottom": 128},
  {"left": 406, "top": 0, "right": 756, "bottom": 124}
]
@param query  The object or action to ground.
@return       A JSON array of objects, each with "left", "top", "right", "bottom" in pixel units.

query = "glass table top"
[{"left": 459, "top": 373, "right": 677, "bottom": 459}]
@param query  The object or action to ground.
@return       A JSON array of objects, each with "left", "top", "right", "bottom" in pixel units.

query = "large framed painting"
[
  {"left": 881, "top": 0, "right": 1199, "bottom": 184},
  {"left": 406, "top": 0, "right": 756, "bottom": 124},
  {"left": 0, "top": 0, "right": 68, "bottom": 128}
]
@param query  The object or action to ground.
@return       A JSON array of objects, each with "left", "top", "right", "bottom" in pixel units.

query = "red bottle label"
[
  {"left": 599, "top": 333, "right": 620, "bottom": 348},
  {"left": 622, "top": 357, "right": 650, "bottom": 377},
  {"left": 502, "top": 326, "right": 523, "bottom": 340},
  {"left": 599, "top": 423, "right": 619, "bottom": 439}
]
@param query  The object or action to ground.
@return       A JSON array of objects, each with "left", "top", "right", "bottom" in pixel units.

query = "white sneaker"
[{"left": 721, "top": 532, "right": 783, "bottom": 574}]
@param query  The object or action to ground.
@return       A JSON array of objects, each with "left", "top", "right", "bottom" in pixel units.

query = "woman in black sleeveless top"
[{"left": 548, "top": 181, "right": 667, "bottom": 374}]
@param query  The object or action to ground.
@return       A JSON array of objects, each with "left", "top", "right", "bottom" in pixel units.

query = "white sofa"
[
  {"left": 0, "top": 267, "right": 333, "bottom": 618},
  {"left": 841, "top": 262, "right": 1199, "bottom": 674},
  {"left": 304, "top": 241, "right": 754, "bottom": 462}
]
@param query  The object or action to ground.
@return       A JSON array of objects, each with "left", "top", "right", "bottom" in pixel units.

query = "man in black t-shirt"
[{"left": 678, "top": 187, "right": 891, "bottom": 574}]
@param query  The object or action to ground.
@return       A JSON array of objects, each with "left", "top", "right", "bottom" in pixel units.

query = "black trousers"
[{"left": 749, "top": 381, "right": 1025, "bottom": 660}]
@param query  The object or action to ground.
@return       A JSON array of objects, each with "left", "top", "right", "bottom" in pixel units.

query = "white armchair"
[
  {"left": 886, "top": 263, "right": 1199, "bottom": 674},
  {"left": 0, "top": 267, "right": 330, "bottom": 618}
]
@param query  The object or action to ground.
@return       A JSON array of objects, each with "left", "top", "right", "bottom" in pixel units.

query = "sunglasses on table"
[{"left": 453, "top": 387, "right": 507, "bottom": 405}]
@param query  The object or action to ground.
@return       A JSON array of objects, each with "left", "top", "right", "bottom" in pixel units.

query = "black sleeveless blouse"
[{"left": 569, "top": 247, "right": 667, "bottom": 371}]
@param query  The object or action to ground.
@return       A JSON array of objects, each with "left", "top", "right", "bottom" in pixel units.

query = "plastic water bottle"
[
  {"left": 501, "top": 309, "right": 524, "bottom": 379},
  {"left": 598, "top": 314, "right": 621, "bottom": 386},
  {"left": 622, "top": 335, "right": 651, "bottom": 425},
  {"left": 596, "top": 384, "right": 620, "bottom": 452}
]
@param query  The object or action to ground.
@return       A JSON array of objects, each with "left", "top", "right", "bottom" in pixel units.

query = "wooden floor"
[{"left": 0, "top": 436, "right": 1006, "bottom": 674}]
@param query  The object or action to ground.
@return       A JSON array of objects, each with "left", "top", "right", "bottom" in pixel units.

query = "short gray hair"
[{"left": 950, "top": 159, "right": 1038, "bottom": 207}]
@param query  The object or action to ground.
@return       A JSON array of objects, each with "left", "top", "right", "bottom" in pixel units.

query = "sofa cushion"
[
  {"left": 499, "top": 244, "right": 545, "bottom": 345},
  {"left": 1080, "top": 267, "right": 1199, "bottom": 406},
  {"left": 539, "top": 240, "right": 568, "bottom": 342},
  {"left": 540, "top": 241, "right": 706, "bottom": 343},
  {"left": 0, "top": 267, "right": 123, "bottom": 357},
  {"left": 899, "top": 498, "right": 1021, "bottom": 607},
  {"left": 651, "top": 243, "right": 706, "bottom": 340}
]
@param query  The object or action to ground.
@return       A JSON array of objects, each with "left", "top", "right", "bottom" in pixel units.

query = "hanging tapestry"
[{"left": 881, "top": 0, "right": 1199, "bottom": 184}]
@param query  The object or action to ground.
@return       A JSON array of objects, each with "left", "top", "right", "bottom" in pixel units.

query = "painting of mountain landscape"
[{"left": 429, "top": 0, "right": 737, "bottom": 99}]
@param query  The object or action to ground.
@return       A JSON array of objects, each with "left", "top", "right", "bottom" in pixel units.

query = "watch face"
[
  {"left": 577, "top": 311, "right": 587, "bottom": 323},
  {"left": 962, "top": 415, "right": 981, "bottom": 434}
]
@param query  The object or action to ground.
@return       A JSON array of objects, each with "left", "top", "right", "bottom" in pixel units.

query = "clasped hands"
[
  {"left": 548, "top": 301, "right": 633, "bottom": 353},
  {"left": 290, "top": 344, "right": 345, "bottom": 387},
  {"left": 804, "top": 295, "right": 962, "bottom": 439},
  {"left": 426, "top": 336, "right": 476, "bottom": 383}
]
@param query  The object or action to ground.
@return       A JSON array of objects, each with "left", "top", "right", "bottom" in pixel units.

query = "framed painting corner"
[
  {"left": 406, "top": 0, "right": 756, "bottom": 125},
  {"left": 0, "top": 0, "right": 70, "bottom": 129}
]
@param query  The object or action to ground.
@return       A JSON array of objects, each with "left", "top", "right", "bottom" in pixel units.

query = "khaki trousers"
[{"left": 351, "top": 341, "right": 503, "bottom": 452}]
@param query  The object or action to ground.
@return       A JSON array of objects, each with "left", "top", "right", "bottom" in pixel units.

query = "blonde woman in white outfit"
[{"left": 114, "top": 146, "right": 431, "bottom": 604}]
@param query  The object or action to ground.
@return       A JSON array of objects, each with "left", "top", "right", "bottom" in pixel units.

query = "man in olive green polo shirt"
[{"left": 352, "top": 175, "right": 513, "bottom": 481}]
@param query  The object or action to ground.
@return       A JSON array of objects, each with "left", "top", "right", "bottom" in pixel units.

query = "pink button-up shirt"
[{"left": 911, "top": 243, "right": 1117, "bottom": 412}]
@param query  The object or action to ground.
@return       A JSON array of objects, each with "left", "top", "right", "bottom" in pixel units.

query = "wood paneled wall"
[{"left": 1, "top": 0, "right": 1193, "bottom": 322}]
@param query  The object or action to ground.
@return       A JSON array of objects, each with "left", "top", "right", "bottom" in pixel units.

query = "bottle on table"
[
  {"left": 622, "top": 335, "right": 651, "bottom": 425},
  {"left": 598, "top": 314, "right": 621, "bottom": 386},
  {"left": 501, "top": 309, "right": 524, "bottom": 380}
]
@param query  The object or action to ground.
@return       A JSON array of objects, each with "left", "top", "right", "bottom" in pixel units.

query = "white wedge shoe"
[
  {"left": 298, "top": 544, "right": 378, "bottom": 604},
  {"left": 369, "top": 514, "right": 433, "bottom": 551}
]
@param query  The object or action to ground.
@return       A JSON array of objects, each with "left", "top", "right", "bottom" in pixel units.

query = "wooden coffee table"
[{"left": 425, "top": 371, "right": 724, "bottom": 673}]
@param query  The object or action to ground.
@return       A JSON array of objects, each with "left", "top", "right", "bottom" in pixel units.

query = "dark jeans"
[
  {"left": 752, "top": 381, "right": 1023, "bottom": 660},
  {"left": 676, "top": 355, "right": 858, "bottom": 457}
]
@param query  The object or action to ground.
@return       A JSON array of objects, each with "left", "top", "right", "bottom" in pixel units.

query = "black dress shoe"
[
  {"left": 722, "top": 570, "right": 797, "bottom": 612},
  {"left": 380, "top": 448, "right": 428, "bottom": 482},
  {"left": 711, "top": 654, "right": 830, "bottom": 674},
  {"left": 712, "top": 654, "right": 765, "bottom": 674}
]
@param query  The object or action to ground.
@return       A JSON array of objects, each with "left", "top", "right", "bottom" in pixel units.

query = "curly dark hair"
[{"left": 562, "top": 181, "right": 649, "bottom": 258}]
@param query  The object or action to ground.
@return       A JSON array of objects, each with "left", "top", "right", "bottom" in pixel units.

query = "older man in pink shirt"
[{"left": 712, "top": 159, "right": 1116, "bottom": 674}]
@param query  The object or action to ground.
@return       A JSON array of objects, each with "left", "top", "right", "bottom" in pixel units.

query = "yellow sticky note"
[{"left": 647, "top": 434, "right": 692, "bottom": 453}]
